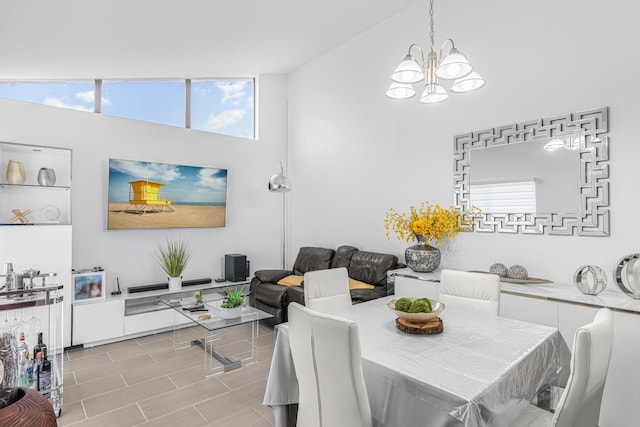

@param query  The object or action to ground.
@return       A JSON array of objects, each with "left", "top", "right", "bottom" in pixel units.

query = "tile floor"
[{"left": 57, "top": 322, "right": 275, "bottom": 426}]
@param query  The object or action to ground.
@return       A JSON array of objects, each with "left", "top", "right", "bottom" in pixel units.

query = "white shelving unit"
[
  {"left": 0, "top": 141, "right": 71, "bottom": 225},
  {"left": 0, "top": 141, "right": 73, "bottom": 348}
]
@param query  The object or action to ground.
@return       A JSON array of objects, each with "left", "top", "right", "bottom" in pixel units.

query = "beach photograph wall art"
[{"left": 108, "top": 158, "right": 228, "bottom": 229}]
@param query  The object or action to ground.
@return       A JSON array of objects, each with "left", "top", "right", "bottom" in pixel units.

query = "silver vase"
[
  {"left": 405, "top": 235, "right": 441, "bottom": 272},
  {"left": 37, "top": 168, "right": 56, "bottom": 186}
]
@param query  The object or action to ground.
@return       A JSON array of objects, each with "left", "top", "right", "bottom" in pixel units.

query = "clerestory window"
[{"left": 0, "top": 78, "right": 256, "bottom": 140}]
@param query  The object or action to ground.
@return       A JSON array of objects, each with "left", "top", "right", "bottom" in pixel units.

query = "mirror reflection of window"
[
  {"left": 469, "top": 138, "right": 580, "bottom": 215},
  {"left": 469, "top": 180, "right": 536, "bottom": 214}
]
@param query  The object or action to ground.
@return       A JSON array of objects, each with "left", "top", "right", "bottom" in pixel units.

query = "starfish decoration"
[{"left": 9, "top": 209, "right": 31, "bottom": 224}]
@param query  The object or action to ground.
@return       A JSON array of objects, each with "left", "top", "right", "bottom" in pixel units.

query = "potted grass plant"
[
  {"left": 155, "top": 238, "right": 192, "bottom": 291},
  {"left": 218, "top": 286, "right": 246, "bottom": 319}
]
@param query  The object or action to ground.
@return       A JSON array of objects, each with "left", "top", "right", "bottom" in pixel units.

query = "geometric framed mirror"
[{"left": 453, "top": 106, "right": 609, "bottom": 236}]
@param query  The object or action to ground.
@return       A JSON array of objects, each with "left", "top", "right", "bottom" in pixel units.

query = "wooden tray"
[
  {"left": 468, "top": 270, "right": 553, "bottom": 284},
  {"left": 396, "top": 317, "right": 443, "bottom": 335}
]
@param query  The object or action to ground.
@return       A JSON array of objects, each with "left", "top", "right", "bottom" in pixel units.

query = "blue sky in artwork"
[
  {"left": 0, "top": 79, "right": 254, "bottom": 139},
  {"left": 108, "top": 158, "right": 228, "bottom": 205}
]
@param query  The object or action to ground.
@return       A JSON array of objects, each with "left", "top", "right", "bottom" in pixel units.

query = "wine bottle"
[
  {"left": 37, "top": 347, "right": 52, "bottom": 392},
  {"left": 32, "top": 332, "right": 47, "bottom": 364}
]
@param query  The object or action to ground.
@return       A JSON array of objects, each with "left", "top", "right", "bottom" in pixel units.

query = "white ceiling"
[{"left": 0, "top": 0, "right": 420, "bottom": 80}]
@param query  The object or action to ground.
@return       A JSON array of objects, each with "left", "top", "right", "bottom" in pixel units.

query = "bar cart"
[{"left": 0, "top": 282, "right": 63, "bottom": 417}]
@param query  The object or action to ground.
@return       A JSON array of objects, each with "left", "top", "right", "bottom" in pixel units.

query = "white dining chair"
[
  {"left": 512, "top": 308, "right": 614, "bottom": 427},
  {"left": 304, "top": 267, "right": 352, "bottom": 313},
  {"left": 287, "top": 302, "right": 372, "bottom": 427},
  {"left": 439, "top": 269, "right": 501, "bottom": 315}
]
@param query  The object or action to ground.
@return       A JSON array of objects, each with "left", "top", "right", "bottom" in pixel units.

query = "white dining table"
[{"left": 263, "top": 296, "right": 569, "bottom": 427}]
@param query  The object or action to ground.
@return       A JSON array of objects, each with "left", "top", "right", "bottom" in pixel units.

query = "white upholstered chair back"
[
  {"left": 439, "top": 269, "right": 501, "bottom": 315},
  {"left": 553, "top": 308, "right": 614, "bottom": 427},
  {"left": 288, "top": 302, "right": 372, "bottom": 427},
  {"left": 304, "top": 267, "right": 352, "bottom": 313}
]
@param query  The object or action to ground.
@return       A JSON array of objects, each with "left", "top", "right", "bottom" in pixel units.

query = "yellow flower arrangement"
[{"left": 384, "top": 201, "right": 478, "bottom": 245}]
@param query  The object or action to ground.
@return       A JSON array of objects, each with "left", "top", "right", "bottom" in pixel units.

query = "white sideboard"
[
  {"left": 72, "top": 279, "right": 250, "bottom": 347},
  {"left": 388, "top": 267, "right": 640, "bottom": 427}
]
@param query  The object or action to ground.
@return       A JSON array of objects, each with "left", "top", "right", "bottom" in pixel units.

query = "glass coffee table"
[{"left": 162, "top": 295, "right": 272, "bottom": 375}]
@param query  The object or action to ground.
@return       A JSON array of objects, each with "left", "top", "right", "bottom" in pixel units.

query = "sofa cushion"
[
  {"left": 332, "top": 245, "right": 358, "bottom": 269},
  {"left": 350, "top": 286, "right": 387, "bottom": 302},
  {"left": 253, "top": 282, "right": 289, "bottom": 307},
  {"left": 277, "top": 275, "right": 304, "bottom": 286},
  {"left": 348, "top": 278, "right": 375, "bottom": 290},
  {"left": 254, "top": 269, "right": 293, "bottom": 284},
  {"left": 292, "top": 247, "right": 335, "bottom": 275},
  {"left": 287, "top": 285, "right": 305, "bottom": 306},
  {"left": 349, "top": 251, "right": 398, "bottom": 286}
]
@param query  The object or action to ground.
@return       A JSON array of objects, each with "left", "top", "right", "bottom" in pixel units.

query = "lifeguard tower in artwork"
[{"left": 127, "top": 179, "right": 175, "bottom": 214}]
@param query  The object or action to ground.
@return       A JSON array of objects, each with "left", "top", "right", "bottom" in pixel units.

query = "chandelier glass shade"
[
  {"left": 386, "top": 82, "right": 417, "bottom": 99},
  {"left": 390, "top": 54, "right": 425, "bottom": 84},
  {"left": 386, "top": 0, "right": 485, "bottom": 103}
]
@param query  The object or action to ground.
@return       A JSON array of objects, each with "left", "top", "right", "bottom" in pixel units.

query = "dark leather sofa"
[{"left": 250, "top": 245, "right": 399, "bottom": 325}]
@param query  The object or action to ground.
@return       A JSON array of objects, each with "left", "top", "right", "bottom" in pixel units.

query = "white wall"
[
  {"left": 287, "top": 0, "right": 640, "bottom": 286},
  {"left": 0, "top": 74, "right": 287, "bottom": 292}
]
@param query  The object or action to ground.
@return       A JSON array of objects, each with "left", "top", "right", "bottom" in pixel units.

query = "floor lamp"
[{"left": 269, "top": 162, "right": 292, "bottom": 269}]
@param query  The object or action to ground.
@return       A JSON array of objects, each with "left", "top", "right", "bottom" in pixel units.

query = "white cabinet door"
[
  {"left": 395, "top": 276, "right": 439, "bottom": 299},
  {"left": 557, "top": 303, "right": 599, "bottom": 350},
  {"left": 499, "top": 293, "right": 558, "bottom": 327},
  {"left": 599, "top": 310, "right": 640, "bottom": 427},
  {"left": 72, "top": 299, "right": 124, "bottom": 345}
]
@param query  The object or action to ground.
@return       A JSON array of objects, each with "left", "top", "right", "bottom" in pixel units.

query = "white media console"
[{"left": 72, "top": 279, "right": 251, "bottom": 347}]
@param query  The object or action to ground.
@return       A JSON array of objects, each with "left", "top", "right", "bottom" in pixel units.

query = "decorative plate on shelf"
[
  {"left": 387, "top": 298, "right": 445, "bottom": 323},
  {"left": 40, "top": 205, "right": 61, "bottom": 223},
  {"left": 468, "top": 270, "right": 553, "bottom": 284}
]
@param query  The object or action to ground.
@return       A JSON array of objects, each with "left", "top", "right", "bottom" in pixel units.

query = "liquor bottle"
[
  {"left": 37, "top": 347, "right": 52, "bottom": 392},
  {"left": 32, "top": 332, "right": 47, "bottom": 364},
  {"left": 17, "top": 332, "right": 29, "bottom": 386},
  {"left": 26, "top": 363, "right": 35, "bottom": 389}
]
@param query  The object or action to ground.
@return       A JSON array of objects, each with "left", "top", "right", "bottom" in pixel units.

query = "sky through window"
[{"left": 0, "top": 79, "right": 256, "bottom": 140}]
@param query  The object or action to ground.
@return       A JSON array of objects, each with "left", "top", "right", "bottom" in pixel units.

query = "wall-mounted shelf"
[{"left": 0, "top": 141, "right": 72, "bottom": 225}]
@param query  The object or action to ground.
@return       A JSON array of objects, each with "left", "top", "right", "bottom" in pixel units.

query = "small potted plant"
[
  {"left": 154, "top": 238, "right": 192, "bottom": 291},
  {"left": 194, "top": 290, "right": 203, "bottom": 305},
  {"left": 218, "top": 286, "right": 246, "bottom": 319}
]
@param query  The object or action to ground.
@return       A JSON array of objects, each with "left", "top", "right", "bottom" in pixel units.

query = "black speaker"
[{"left": 225, "top": 254, "right": 248, "bottom": 282}]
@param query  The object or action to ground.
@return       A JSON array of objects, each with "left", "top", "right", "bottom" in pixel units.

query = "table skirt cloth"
[{"left": 264, "top": 296, "right": 569, "bottom": 427}]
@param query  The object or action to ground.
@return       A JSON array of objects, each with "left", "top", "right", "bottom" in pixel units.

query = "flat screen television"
[{"left": 107, "top": 158, "right": 227, "bottom": 230}]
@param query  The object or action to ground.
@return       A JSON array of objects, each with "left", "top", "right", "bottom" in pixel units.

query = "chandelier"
[{"left": 386, "top": 0, "right": 485, "bottom": 103}]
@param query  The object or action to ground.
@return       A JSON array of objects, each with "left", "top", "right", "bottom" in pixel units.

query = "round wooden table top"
[{"left": 396, "top": 317, "right": 443, "bottom": 335}]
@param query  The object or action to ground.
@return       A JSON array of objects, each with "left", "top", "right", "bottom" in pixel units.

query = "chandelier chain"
[{"left": 429, "top": 0, "right": 435, "bottom": 50}]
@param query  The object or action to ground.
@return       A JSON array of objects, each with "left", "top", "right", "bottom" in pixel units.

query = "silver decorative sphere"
[
  {"left": 489, "top": 263, "right": 508, "bottom": 277},
  {"left": 507, "top": 265, "right": 528, "bottom": 280}
]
